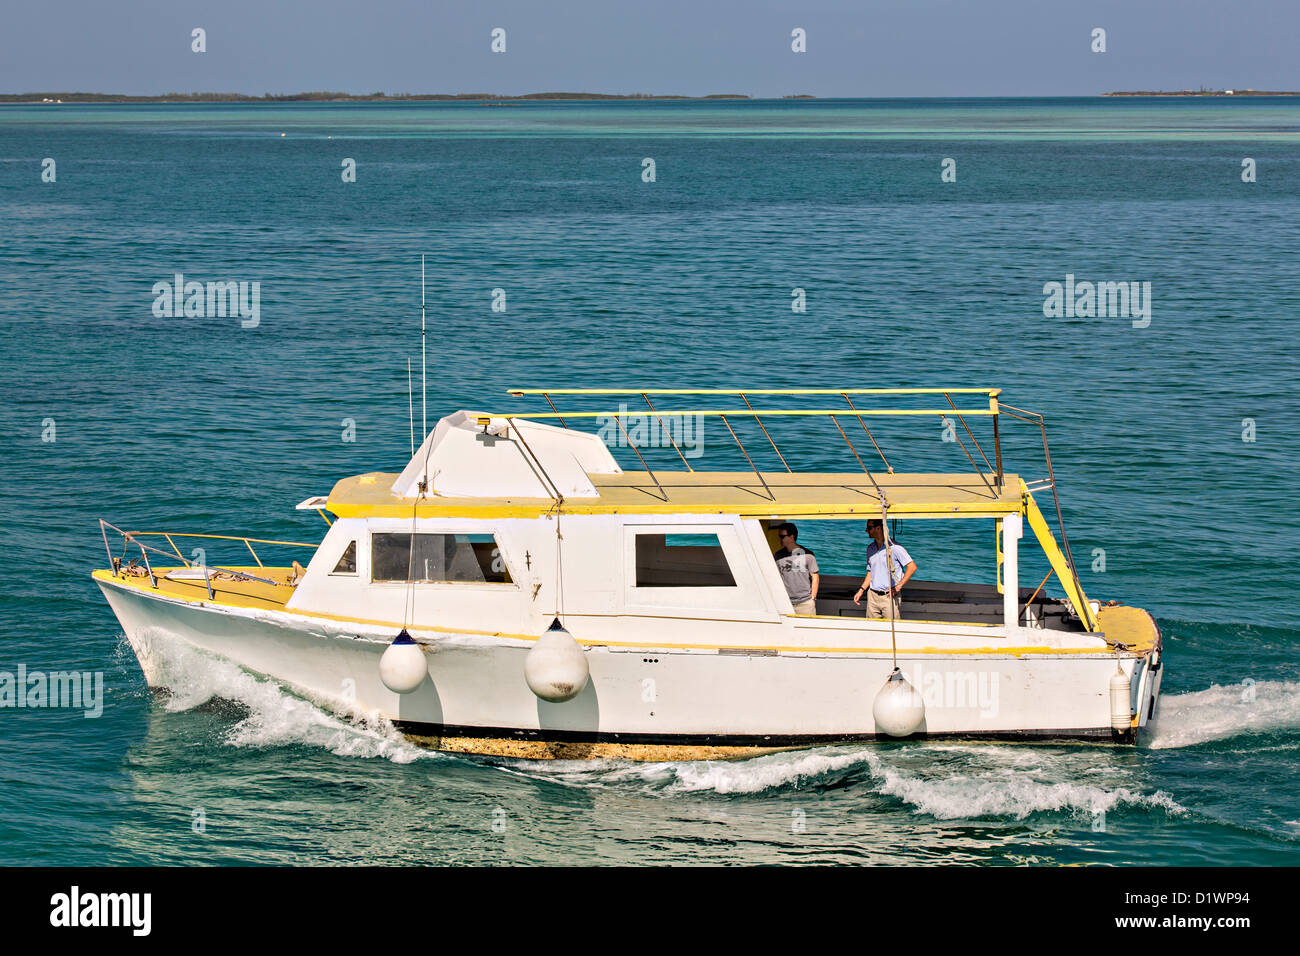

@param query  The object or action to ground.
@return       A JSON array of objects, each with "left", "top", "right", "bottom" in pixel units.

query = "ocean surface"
[{"left": 1, "top": 98, "right": 1298, "bottom": 865}]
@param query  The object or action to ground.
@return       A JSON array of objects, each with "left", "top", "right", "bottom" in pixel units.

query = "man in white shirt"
[{"left": 852, "top": 519, "right": 917, "bottom": 619}]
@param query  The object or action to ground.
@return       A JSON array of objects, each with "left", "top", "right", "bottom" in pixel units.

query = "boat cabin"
[{"left": 280, "top": 390, "right": 1105, "bottom": 645}]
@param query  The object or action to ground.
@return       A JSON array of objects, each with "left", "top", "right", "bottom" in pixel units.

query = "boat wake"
[
  {"left": 123, "top": 629, "right": 1292, "bottom": 822},
  {"left": 1145, "top": 680, "right": 1300, "bottom": 750},
  {"left": 491, "top": 744, "right": 1188, "bottom": 821},
  {"left": 124, "top": 629, "right": 434, "bottom": 764}
]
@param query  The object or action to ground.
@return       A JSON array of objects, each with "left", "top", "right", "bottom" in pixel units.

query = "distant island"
[
  {"left": 21, "top": 89, "right": 1296, "bottom": 104},
  {"left": 1103, "top": 88, "right": 1300, "bottom": 96},
  {"left": 0, "top": 91, "right": 784, "bottom": 105}
]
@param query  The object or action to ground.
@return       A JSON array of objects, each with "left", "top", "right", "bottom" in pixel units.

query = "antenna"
[
  {"left": 420, "top": 254, "right": 427, "bottom": 440},
  {"left": 407, "top": 357, "right": 415, "bottom": 457}
]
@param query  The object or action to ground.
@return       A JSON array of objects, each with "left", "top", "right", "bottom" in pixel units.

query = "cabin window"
[
  {"left": 634, "top": 532, "right": 737, "bottom": 588},
  {"left": 371, "top": 533, "right": 513, "bottom": 584},
  {"left": 331, "top": 541, "right": 357, "bottom": 574}
]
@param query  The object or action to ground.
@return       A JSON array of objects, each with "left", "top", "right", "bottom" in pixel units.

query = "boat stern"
[{"left": 1094, "top": 603, "right": 1163, "bottom": 743}]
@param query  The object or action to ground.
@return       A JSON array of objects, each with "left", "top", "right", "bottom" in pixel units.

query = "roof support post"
[
  {"left": 642, "top": 393, "right": 694, "bottom": 471},
  {"left": 942, "top": 393, "right": 997, "bottom": 499},
  {"left": 612, "top": 414, "right": 669, "bottom": 502},
  {"left": 509, "top": 419, "right": 570, "bottom": 503},
  {"left": 843, "top": 394, "right": 892, "bottom": 472},
  {"left": 992, "top": 399, "right": 1004, "bottom": 491},
  {"left": 542, "top": 392, "right": 567, "bottom": 428},
  {"left": 1002, "top": 512, "right": 1022, "bottom": 630},
  {"left": 718, "top": 414, "right": 775, "bottom": 500},
  {"left": 829, "top": 414, "right": 870, "bottom": 474},
  {"left": 739, "top": 393, "right": 792, "bottom": 473}
]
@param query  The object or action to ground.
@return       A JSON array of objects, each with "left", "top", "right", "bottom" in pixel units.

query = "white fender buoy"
[
  {"left": 872, "top": 667, "right": 926, "bottom": 737},
  {"left": 1109, "top": 661, "right": 1132, "bottom": 731},
  {"left": 379, "top": 629, "right": 427, "bottom": 694},
  {"left": 525, "top": 618, "right": 589, "bottom": 703}
]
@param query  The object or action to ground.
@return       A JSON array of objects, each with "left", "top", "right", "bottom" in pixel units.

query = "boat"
[{"left": 94, "top": 387, "right": 1164, "bottom": 761}]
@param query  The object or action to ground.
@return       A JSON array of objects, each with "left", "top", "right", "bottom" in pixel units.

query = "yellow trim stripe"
[
  {"left": 503, "top": 407, "right": 995, "bottom": 419},
  {"left": 326, "top": 498, "right": 1020, "bottom": 520}
]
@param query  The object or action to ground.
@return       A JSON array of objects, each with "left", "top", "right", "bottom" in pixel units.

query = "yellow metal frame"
[
  {"left": 502, "top": 407, "right": 996, "bottom": 419},
  {"left": 501, "top": 388, "right": 1000, "bottom": 421},
  {"left": 501, "top": 386, "right": 1007, "bottom": 504},
  {"left": 498, "top": 386, "right": 1092, "bottom": 627},
  {"left": 1022, "top": 489, "right": 1096, "bottom": 631}
]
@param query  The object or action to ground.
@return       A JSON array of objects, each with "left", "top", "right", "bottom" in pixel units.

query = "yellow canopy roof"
[{"left": 326, "top": 470, "right": 1021, "bottom": 519}]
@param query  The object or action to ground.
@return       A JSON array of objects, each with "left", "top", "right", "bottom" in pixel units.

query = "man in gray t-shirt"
[{"left": 773, "top": 522, "right": 820, "bottom": 616}]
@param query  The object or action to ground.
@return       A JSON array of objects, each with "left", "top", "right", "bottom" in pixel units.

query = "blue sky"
[{"left": 3, "top": 0, "right": 1296, "bottom": 97}]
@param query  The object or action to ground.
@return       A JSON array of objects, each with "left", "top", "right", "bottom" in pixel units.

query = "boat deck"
[
  {"left": 95, "top": 566, "right": 298, "bottom": 611},
  {"left": 1094, "top": 604, "right": 1161, "bottom": 654}
]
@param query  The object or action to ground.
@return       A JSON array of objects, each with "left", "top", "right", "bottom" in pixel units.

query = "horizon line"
[{"left": 5, "top": 90, "right": 1298, "bottom": 105}]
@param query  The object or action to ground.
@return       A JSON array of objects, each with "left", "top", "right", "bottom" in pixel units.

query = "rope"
[
  {"left": 504, "top": 419, "right": 567, "bottom": 623},
  {"left": 402, "top": 491, "right": 418, "bottom": 630},
  {"left": 553, "top": 504, "right": 565, "bottom": 621},
  {"left": 880, "top": 499, "right": 899, "bottom": 669}
]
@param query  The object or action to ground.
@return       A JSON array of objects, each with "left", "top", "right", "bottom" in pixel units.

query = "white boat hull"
[{"left": 98, "top": 575, "right": 1162, "bottom": 760}]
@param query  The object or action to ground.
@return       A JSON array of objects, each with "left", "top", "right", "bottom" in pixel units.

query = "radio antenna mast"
[
  {"left": 420, "top": 254, "right": 427, "bottom": 440},
  {"left": 407, "top": 357, "right": 415, "bottom": 457}
]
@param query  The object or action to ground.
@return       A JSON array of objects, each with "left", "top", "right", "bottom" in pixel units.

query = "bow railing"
[{"left": 98, "top": 520, "right": 318, "bottom": 599}]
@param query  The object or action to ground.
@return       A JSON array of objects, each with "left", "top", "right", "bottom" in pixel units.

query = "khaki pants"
[
  {"left": 792, "top": 599, "right": 817, "bottom": 616},
  {"left": 866, "top": 588, "right": 901, "bottom": 620}
]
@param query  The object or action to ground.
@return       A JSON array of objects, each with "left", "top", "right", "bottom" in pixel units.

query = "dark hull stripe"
[{"left": 392, "top": 720, "right": 1133, "bottom": 746}]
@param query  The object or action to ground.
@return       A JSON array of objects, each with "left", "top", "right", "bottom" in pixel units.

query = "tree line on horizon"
[{"left": 0, "top": 91, "right": 770, "bottom": 103}]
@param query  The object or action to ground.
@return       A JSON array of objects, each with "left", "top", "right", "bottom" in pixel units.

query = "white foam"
[
  {"left": 1146, "top": 680, "right": 1300, "bottom": 749},
  {"left": 125, "top": 629, "right": 433, "bottom": 764},
  {"left": 496, "top": 743, "right": 1187, "bottom": 821},
  {"left": 119, "top": 630, "right": 1284, "bottom": 817},
  {"left": 488, "top": 745, "right": 875, "bottom": 794},
  {"left": 860, "top": 751, "right": 1185, "bottom": 820},
  {"left": 662, "top": 747, "right": 876, "bottom": 795}
]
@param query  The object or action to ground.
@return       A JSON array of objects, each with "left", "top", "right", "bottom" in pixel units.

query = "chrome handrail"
[{"left": 98, "top": 520, "right": 317, "bottom": 598}]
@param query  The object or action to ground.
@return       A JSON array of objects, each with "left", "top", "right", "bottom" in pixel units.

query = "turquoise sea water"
[{"left": 1, "top": 98, "right": 1298, "bottom": 865}]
